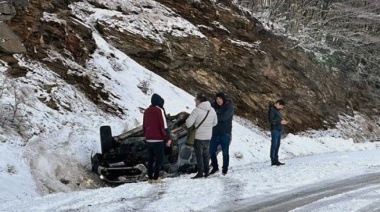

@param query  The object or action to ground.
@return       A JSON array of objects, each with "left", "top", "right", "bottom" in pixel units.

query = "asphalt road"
[{"left": 228, "top": 172, "right": 380, "bottom": 212}]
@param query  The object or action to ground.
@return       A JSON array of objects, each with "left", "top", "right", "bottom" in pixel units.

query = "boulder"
[
  {"left": 0, "top": 22, "right": 26, "bottom": 54},
  {"left": 0, "top": 2, "right": 16, "bottom": 21}
]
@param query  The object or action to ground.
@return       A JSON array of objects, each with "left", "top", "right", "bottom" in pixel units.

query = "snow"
[
  {"left": 1, "top": 148, "right": 380, "bottom": 211},
  {"left": 70, "top": 0, "right": 206, "bottom": 44},
  {"left": 227, "top": 38, "right": 261, "bottom": 49},
  {"left": 292, "top": 184, "right": 380, "bottom": 212},
  {"left": 41, "top": 12, "right": 67, "bottom": 26},
  {"left": 0, "top": 0, "right": 380, "bottom": 211}
]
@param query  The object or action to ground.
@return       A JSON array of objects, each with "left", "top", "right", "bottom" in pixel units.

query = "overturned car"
[{"left": 91, "top": 112, "right": 198, "bottom": 184}]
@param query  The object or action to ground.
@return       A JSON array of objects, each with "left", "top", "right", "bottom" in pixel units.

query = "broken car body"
[{"left": 91, "top": 112, "right": 197, "bottom": 184}]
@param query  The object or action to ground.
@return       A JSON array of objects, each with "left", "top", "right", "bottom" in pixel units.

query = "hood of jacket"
[{"left": 151, "top": 93, "right": 164, "bottom": 107}]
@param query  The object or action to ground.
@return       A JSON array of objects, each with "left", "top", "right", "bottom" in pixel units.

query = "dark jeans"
[
  {"left": 210, "top": 134, "right": 230, "bottom": 172},
  {"left": 194, "top": 139, "right": 210, "bottom": 175},
  {"left": 270, "top": 130, "right": 281, "bottom": 163},
  {"left": 147, "top": 141, "right": 165, "bottom": 180}
]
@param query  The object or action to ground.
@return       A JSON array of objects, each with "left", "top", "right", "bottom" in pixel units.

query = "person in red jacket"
[{"left": 143, "top": 93, "right": 171, "bottom": 183}]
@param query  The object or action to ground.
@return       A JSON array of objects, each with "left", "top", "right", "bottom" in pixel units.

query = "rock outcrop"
[
  {"left": 0, "top": 2, "right": 16, "bottom": 21},
  {"left": 0, "top": 22, "right": 26, "bottom": 54},
  {"left": 0, "top": 2, "right": 26, "bottom": 54},
  {"left": 3, "top": 0, "right": 379, "bottom": 133}
]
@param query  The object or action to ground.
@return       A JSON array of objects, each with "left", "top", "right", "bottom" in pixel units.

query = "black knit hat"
[{"left": 215, "top": 92, "right": 226, "bottom": 103}]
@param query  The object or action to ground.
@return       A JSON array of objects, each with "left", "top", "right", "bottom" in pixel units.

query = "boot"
[
  {"left": 209, "top": 167, "right": 219, "bottom": 175},
  {"left": 222, "top": 169, "right": 228, "bottom": 175},
  {"left": 191, "top": 173, "right": 204, "bottom": 179},
  {"left": 271, "top": 161, "right": 285, "bottom": 166},
  {"left": 204, "top": 169, "right": 209, "bottom": 178}
]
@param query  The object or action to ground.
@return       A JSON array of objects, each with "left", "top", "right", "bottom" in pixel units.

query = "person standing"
[
  {"left": 268, "top": 99, "right": 288, "bottom": 166},
  {"left": 143, "top": 93, "right": 171, "bottom": 183},
  {"left": 209, "top": 92, "right": 234, "bottom": 175},
  {"left": 186, "top": 93, "right": 217, "bottom": 179}
]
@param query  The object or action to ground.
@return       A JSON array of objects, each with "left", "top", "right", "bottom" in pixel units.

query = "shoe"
[
  {"left": 204, "top": 173, "right": 209, "bottom": 178},
  {"left": 191, "top": 173, "right": 204, "bottom": 179},
  {"left": 222, "top": 170, "right": 228, "bottom": 175},
  {"left": 271, "top": 162, "right": 285, "bottom": 166},
  {"left": 209, "top": 168, "right": 219, "bottom": 175}
]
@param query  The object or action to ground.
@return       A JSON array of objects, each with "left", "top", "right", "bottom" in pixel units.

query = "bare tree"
[
  {"left": 0, "top": 79, "right": 31, "bottom": 138},
  {"left": 238, "top": 0, "right": 380, "bottom": 95}
]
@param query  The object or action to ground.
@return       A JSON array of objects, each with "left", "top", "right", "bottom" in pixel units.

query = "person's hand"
[
  {"left": 281, "top": 120, "right": 288, "bottom": 125},
  {"left": 166, "top": 140, "right": 172, "bottom": 147}
]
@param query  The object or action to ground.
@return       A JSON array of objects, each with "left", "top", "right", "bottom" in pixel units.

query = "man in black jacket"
[
  {"left": 209, "top": 92, "right": 234, "bottom": 175},
  {"left": 268, "top": 99, "right": 288, "bottom": 166}
]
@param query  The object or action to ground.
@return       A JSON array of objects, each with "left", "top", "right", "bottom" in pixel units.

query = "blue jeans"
[
  {"left": 270, "top": 130, "right": 281, "bottom": 163},
  {"left": 210, "top": 134, "right": 231, "bottom": 171}
]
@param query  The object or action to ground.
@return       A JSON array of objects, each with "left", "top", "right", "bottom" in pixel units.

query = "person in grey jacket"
[
  {"left": 186, "top": 93, "right": 217, "bottom": 179},
  {"left": 268, "top": 99, "right": 288, "bottom": 166}
]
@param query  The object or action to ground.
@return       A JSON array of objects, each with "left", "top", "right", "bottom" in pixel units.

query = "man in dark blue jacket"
[
  {"left": 209, "top": 92, "right": 234, "bottom": 175},
  {"left": 268, "top": 99, "right": 288, "bottom": 166}
]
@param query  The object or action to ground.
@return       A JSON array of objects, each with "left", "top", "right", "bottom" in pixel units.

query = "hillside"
[{"left": 2, "top": 0, "right": 378, "bottom": 134}]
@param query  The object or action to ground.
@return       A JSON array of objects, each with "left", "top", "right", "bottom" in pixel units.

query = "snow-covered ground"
[
  {"left": 1, "top": 0, "right": 380, "bottom": 211},
  {"left": 1, "top": 148, "right": 380, "bottom": 211}
]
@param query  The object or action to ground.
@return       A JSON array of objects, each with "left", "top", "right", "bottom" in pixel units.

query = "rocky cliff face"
[{"left": 2, "top": 0, "right": 378, "bottom": 133}]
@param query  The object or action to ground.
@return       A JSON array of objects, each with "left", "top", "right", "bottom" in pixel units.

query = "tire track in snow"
[
  {"left": 228, "top": 172, "right": 380, "bottom": 212},
  {"left": 293, "top": 184, "right": 380, "bottom": 212}
]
